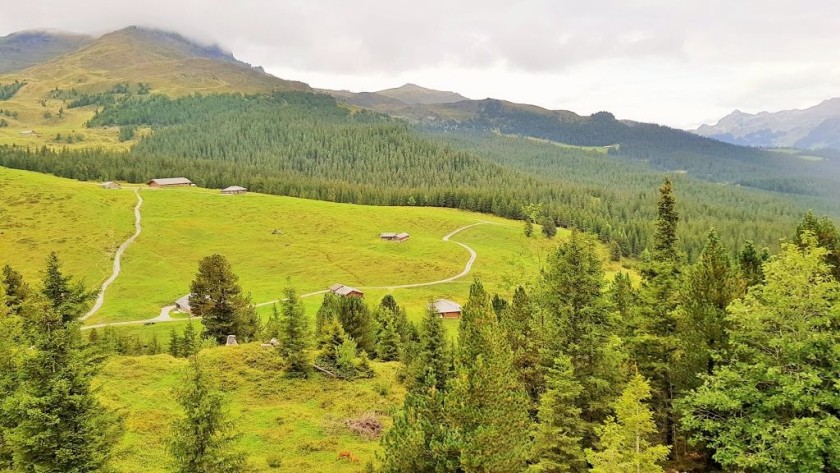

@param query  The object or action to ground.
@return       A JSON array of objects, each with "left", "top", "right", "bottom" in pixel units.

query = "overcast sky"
[{"left": 2, "top": 0, "right": 839, "bottom": 128}]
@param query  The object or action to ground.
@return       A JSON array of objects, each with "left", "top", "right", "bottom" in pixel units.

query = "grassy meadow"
[
  {"left": 97, "top": 344, "right": 404, "bottom": 472},
  {"left": 1, "top": 166, "right": 622, "bottom": 329}
]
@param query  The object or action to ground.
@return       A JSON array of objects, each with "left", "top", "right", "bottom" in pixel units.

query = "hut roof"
[
  {"left": 396, "top": 232, "right": 410, "bottom": 239},
  {"left": 329, "top": 283, "right": 362, "bottom": 296},
  {"left": 430, "top": 299, "right": 461, "bottom": 314},
  {"left": 175, "top": 294, "right": 191, "bottom": 311},
  {"left": 222, "top": 186, "right": 247, "bottom": 192},
  {"left": 380, "top": 232, "right": 397, "bottom": 238},
  {"left": 148, "top": 177, "right": 193, "bottom": 186}
]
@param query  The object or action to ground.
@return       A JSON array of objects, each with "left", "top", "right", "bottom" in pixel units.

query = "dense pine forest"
[
  {"left": 3, "top": 179, "right": 839, "bottom": 472},
  {"left": 0, "top": 91, "right": 836, "bottom": 259}
]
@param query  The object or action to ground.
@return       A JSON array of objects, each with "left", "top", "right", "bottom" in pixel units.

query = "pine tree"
[
  {"left": 264, "top": 303, "right": 282, "bottom": 341},
  {"left": 2, "top": 264, "right": 30, "bottom": 315},
  {"left": 181, "top": 320, "right": 199, "bottom": 358},
  {"left": 336, "top": 296, "right": 375, "bottom": 354},
  {"left": 41, "top": 252, "right": 92, "bottom": 323},
  {"left": 406, "top": 306, "right": 450, "bottom": 392},
  {"left": 169, "top": 328, "right": 182, "bottom": 357},
  {"left": 278, "top": 287, "right": 310, "bottom": 378},
  {"left": 450, "top": 279, "right": 532, "bottom": 472},
  {"left": 529, "top": 355, "right": 586, "bottom": 473},
  {"left": 794, "top": 211, "right": 840, "bottom": 280},
  {"left": 315, "top": 293, "right": 340, "bottom": 341},
  {"left": 375, "top": 308, "right": 402, "bottom": 362},
  {"left": 0, "top": 279, "right": 22, "bottom": 468},
  {"left": 541, "top": 216, "right": 558, "bottom": 238},
  {"left": 586, "top": 374, "right": 670, "bottom": 473},
  {"left": 189, "top": 254, "right": 255, "bottom": 344},
  {"left": 652, "top": 178, "right": 678, "bottom": 262},
  {"left": 675, "top": 229, "right": 742, "bottom": 387},
  {"left": 379, "top": 372, "right": 459, "bottom": 472},
  {"left": 6, "top": 296, "right": 121, "bottom": 471},
  {"left": 738, "top": 240, "right": 769, "bottom": 287},
  {"left": 168, "top": 356, "right": 248, "bottom": 472},
  {"left": 539, "top": 231, "right": 626, "bottom": 439},
  {"left": 499, "top": 286, "right": 544, "bottom": 408},
  {"left": 148, "top": 334, "right": 161, "bottom": 355},
  {"left": 525, "top": 218, "right": 534, "bottom": 237}
]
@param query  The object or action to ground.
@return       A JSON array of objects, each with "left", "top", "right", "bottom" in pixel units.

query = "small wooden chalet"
[
  {"left": 99, "top": 181, "right": 121, "bottom": 189},
  {"left": 430, "top": 299, "right": 462, "bottom": 318},
  {"left": 329, "top": 283, "right": 364, "bottom": 298},
  {"left": 18, "top": 129, "right": 38, "bottom": 136},
  {"left": 380, "top": 232, "right": 410, "bottom": 242},
  {"left": 174, "top": 294, "right": 192, "bottom": 314},
  {"left": 147, "top": 177, "right": 194, "bottom": 188},
  {"left": 221, "top": 185, "right": 247, "bottom": 195}
]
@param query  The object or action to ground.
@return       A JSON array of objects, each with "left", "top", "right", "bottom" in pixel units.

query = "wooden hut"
[
  {"left": 99, "top": 181, "right": 121, "bottom": 189},
  {"left": 430, "top": 299, "right": 462, "bottom": 318},
  {"left": 221, "top": 186, "right": 247, "bottom": 195},
  {"left": 174, "top": 294, "right": 192, "bottom": 314},
  {"left": 329, "top": 283, "right": 364, "bottom": 298},
  {"left": 147, "top": 177, "right": 194, "bottom": 188}
]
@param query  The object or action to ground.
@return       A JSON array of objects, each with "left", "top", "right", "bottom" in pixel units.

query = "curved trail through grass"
[
  {"left": 82, "top": 220, "right": 489, "bottom": 330},
  {"left": 81, "top": 188, "right": 143, "bottom": 321}
]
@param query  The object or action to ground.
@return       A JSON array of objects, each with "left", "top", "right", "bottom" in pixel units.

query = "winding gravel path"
[
  {"left": 81, "top": 219, "right": 489, "bottom": 330},
  {"left": 81, "top": 188, "right": 143, "bottom": 321}
]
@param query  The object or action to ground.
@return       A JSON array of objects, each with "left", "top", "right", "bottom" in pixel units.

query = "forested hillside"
[{"left": 0, "top": 91, "right": 833, "bottom": 259}]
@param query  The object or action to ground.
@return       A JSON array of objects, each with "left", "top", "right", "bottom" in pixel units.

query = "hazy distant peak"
[
  {"left": 0, "top": 29, "right": 93, "bottom": 73},
  {"left": 375, "top": 83, "right": 469, "bottom": 105},
  {"left": 103, "top": 26, "right": 238, "bottom": 63}
]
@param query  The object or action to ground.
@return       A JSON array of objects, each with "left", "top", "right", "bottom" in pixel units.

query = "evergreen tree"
[
  {"left": 631, "top": 178, "right": 682, "bottom": 448},
  {"left": 189, "top": 254, "right": 256, "bottom": 343},
  {"left": 264, "top": 303, "right": 282, "bottom": 341},
  {"left": 375, "top": 308, "right": 402, "bottom": 362},
  {"left": 0, "top": 278, "right": 22, "bottom": 468},
  {"left": 675, "top": 229, "right": 742, "bottom": 387},
  {"left": 450, "top": 279, "right": 532, "bottom": 472},
  {"left": 491, "top": 293, "right": 508, "bottom": 316},
  {"left": 336, "top": 296, "right": 375, "bottom": 354},
  {"left": 379, "top": 372, "right": 459, "bottom": 472},
  {"left": 2, "top": 264, "right": 30, "bottom": 315},
  {"left": 680, "top": 234, "right": 840, "bottom": 472},
  {"left": 314, "top": 293, "right": 340, "bottom": 341},
  {"left": 529, "top": 355, "right": 586, "bottom": 473},
  {"left": 168, "top": 356, "right": 248, "bottom": 472},
  {"left": 794, "top": 210, "right": 840, "bottom": 280},
  {"left": 41, "top": 252, "right": 92, "bottom": 323},
  {"left": 148, "top": 334, "right": 161, "bottom": 355},
  {"left": 525, "top": 218, "right": 534, "bottom": 237},
  {"left": 278, "top": 287, "right": 310, "bottom": 378},
  {"left": 609, "top": 241, "right": 623, "bottom": 262},
  {"left": 608, "top": 272, "right": 635, "bottom": 330},
  {"left": 405, "top": 306, "right": 450, "bottom": 392},
  {"left": 5, "top": 296, "right": 121, "bottom": 471},
  {"left": 499, "top": 286, "right": 544, "bottom": 408},
  {"left": 738, "top": 240, "right": 769, "bottom": 287},
  {"left": 169, "top": 328, "right": 182, "bottom": 357},
  {"left": 541, "top": 216, "right": 558, "bottom": 238},
  {"left": 539, "top": 231, "right": 626, "bottom": 439},
  {"left": 181, "top": 320, "right": 200, "bottom": 358},
  {"left": 652, "top": 178, "right": 678, "bottom": 262},
  {"left": 586, "top": 374, "right": 670, "bottom": 473}
]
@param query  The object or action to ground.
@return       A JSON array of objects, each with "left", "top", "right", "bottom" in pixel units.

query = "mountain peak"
[
  {"left": 0, "top": 29, "right": 92, "bottom": 73},
  {"left": 375, "top": 83, "right": 468, "bottom": 105}
]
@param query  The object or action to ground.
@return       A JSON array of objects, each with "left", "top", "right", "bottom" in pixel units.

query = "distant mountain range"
[{"left": 695, "top": 99, "right": 840, "bottom": 150}]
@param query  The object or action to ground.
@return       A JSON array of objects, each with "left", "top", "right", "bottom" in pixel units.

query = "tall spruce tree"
[
  {"left": 675, "top": 229, "right": 742, "bottom": 388},
  {"left": 632, "top": 178, "right": 682, "bottom": 448},
  {"left": 375, "top": 308, "right": 402, "bottom": 362},
  {"left": 278, "top": 287, "right": 310, "bottom": 377},
  {"left": 168, "top": 355, "right": 248, "bottom": 473},
  {"left": 336, "top": 296, "right": 375, "bottom": 354},
  {"left": 500, "top": 286, "right": 544, "bottom": 408},
  {"left": 680, "top": 234, "right": 840, "bottom": 472},
  {"left": 529, "top": 355, "right": 587, "bottom": 473},
  {"left": 0, "top": 278, "right": 21, "bottom": 468},
  {"left": 6, "top": 284, "right": 120, "bottom": 471},
  {"left": 738, "top": 240, "right": 769, "bottom": 288},
  {"left": 2, "top": 264, "right": 30, "bottom": 315},
  {"left": 189, "top": 254, "right": 257, "bottom": 343},
  {"left": 450, "top": 279, "right": 532, "bottom": 472},
  {"left": 41, "top": 252, "right": 92, "bottom": 323},
  {"left": 539, "top": 231, "right": 626, "bottom": 440},
  {"left": 586, "top": 374, "right": 670, "bottom": 473}
]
